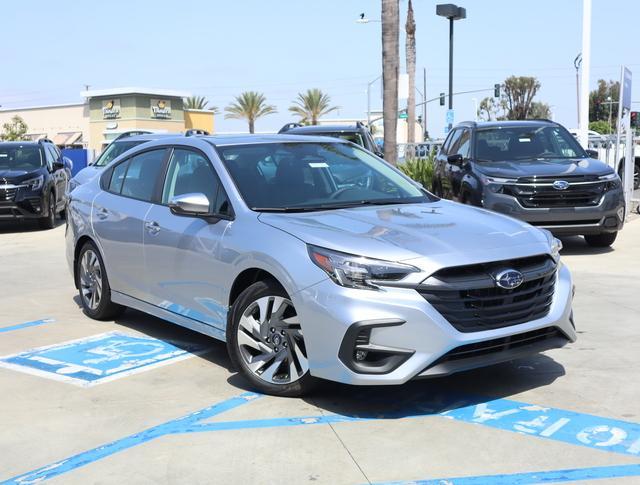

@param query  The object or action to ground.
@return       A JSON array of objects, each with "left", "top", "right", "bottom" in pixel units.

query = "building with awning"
[{"left": 0, "top": 87, "right": 216, "bottom": 154}]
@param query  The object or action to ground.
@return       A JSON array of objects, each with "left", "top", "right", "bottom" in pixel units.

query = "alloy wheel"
[
  {"left": 79, "top": 249, "right": 103, "bottom": 310},
  {"left": 236, "top": 295, "right": 308, "bottom": 385}
]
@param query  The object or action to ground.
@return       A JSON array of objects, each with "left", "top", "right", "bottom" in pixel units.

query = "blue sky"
[{"left": 1, "top": 0, "right": 637, "bottom": 136}]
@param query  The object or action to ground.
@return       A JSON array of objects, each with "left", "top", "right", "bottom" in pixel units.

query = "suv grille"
[
  {"left": 417, "top": 255, "right": 556, "bottom": 333},
  {"left": 503, "top": 176, "right": 605, "bottom": 208},
  {"left": 0, "top": 187, "right": 17, "bottom": 201}
]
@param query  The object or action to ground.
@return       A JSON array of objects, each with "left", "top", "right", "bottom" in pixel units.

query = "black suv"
[
  {"left": 278, "top": 122, "right": 384, "bottom": 158},
  {"left": 432, "top": 120, "right": 625, "bottom": 247},
  {"left": 0, "top": 139, "right": 69, "bottom": 229}
]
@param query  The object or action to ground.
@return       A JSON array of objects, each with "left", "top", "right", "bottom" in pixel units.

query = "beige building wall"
[
  {"left": 0, "top": 103, "right": 88, "bottom": 140},
  {"left": 184, "top": 110, "right": 215, "bottom": 133}
]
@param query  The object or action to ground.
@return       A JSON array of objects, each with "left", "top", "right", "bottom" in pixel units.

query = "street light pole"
[
  {"left": 366, "top": 74, "right": 382, "bottom": 127},
  {"left": 436, "top": 4, "right": 466, "bottom": 131}
]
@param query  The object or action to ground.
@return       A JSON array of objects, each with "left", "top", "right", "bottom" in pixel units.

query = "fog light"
[
  {"left": 604, "top": 216, "right": 618, "bottom": 228},
  {"left": 355, "top": 350, "right": 368, "bottom": 361}
]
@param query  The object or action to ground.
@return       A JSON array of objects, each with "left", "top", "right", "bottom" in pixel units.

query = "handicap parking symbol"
[{"left": 0, "top": 331, "right": 209, "bottom": 387}]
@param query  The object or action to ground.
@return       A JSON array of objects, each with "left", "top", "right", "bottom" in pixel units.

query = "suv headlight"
[
  {"left": 599, "top": 172, "right": 621, "bottom": 190},
  {"left": 478, "top": 173, "right": 517, "bottom": 193},
  {"left": 308, "top": 245, "right": 419, "bottom": 290},
  {"left": 22, "top": 175, "right": 44, "bottom": 191}
]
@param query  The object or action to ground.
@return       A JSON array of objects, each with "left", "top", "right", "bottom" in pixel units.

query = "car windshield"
[
  {"left": 94, "top": 140, "right": 145, "bottom": 167},
  {"left": 216, "top": 142, "right": 431, "bottom": 211},
  {"left": 475, "top": 126, "right": 586, "bottom": 162},
  {"left": 0, "top": 145, "right": 43, "bottom": 171}
]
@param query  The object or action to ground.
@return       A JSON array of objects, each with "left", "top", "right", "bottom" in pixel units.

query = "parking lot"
[{"left": 0, "top": 217, "right": 639, "bottom": 485}]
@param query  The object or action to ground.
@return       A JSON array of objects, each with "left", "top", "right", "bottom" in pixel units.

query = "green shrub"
[{"left": 398, "top": 155, "right": 435, "bottom": 190}]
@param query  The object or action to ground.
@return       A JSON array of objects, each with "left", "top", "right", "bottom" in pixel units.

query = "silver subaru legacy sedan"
[{"left": 65, "top": 134, "right": 575, "bottom": 396}]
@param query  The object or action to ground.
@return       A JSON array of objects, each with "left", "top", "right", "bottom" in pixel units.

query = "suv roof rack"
[
  {"left": 185, "top": 129, "right": 210, "bottom": 136},
  {"left": 38, "top": 138, "right": 54, "bottom": 144},
  {"left": 278, "top": 122, "right": 303, "bottom": 134},
  {"left": 113, "top": 130, "right": 154, "bottom": 142}
]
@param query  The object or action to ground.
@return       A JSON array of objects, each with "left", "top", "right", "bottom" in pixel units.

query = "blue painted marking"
[
  {"left": 2, "top": 392, "right": 639, "bottom": 483},
  {"left": 2, "top": 392, "right": 261, "bottom": 485},
  {"left": 378, "top": 463, "right": 640, "bottom": 484},
  {"left": 0, "top": 331, "right": 209, "bottom": 386},
  {"left": 0, "top": 319, "right": 54, "bottom": 334}
]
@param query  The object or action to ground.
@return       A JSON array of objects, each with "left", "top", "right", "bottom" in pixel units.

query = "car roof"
[
  {"left": 459, "top": 120, "right": 557, "bottom": 130},
  {"left": 199, "top": 134, "right": 351, "bottom": 147},
  {"left": 114, "top": 133, "right": 177, "bottom": 143},
  {"left": 0, "top": 141, "right": 41, "bottom": 146},
  {"left": 285, "top": 124, "right": 363, "bottom": 134}
]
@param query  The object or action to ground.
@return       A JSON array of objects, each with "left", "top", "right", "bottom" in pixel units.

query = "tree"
[
  {"left": 382, "top": 0, "right": 400, "bottom": 165},
  {"left": 589, "top": 79, "right": 619, "bottom": 132},
  {"left": 478, "top": 97, "right": 502, "bottom": 121},
  {"left": 1, "top": 116, "right": 28, "bottom": 141},
  {"left": 528, "top": 101, "right": 551, "bottom": 120},
  {"left": 288, "top": 89, "right": 339, "bottom": 125},
  {"left": 404, "top": 0, "right": 416, "bottom": 145},
  {"left": 589, "top": 120, "right": 612, "bottom": 135},
  {"left": 224, "top": 91, "right": 277, "bottom": 134},
  {"left": 502, "top": 76, "right": 541, "bottom": 120},
  {"left": 184, "top": 95, "right": 219, "bottom": 113}
]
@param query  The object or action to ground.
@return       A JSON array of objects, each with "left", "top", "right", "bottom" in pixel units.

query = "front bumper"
[
  {"left": 482, "top": 189, "right": 625, "bottom": 236},
  {"left": 293, "top": 263, "right": 575, "bottom": 385},
  {"left": 0, "top": 193, "right": 45, "bottom": 220}
]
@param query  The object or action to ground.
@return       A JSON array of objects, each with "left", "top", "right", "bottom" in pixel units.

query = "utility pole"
[
  {"left": 423, "top": 68, "right": 427, "bottom": 138},
  {"left": 578, "top": 0, "right": 591, "bottom": 148},
  {"left": 574, "top": 54, "right": 582, "bottom": 126}
]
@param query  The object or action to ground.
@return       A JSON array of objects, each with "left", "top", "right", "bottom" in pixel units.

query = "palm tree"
[
  {"left": 382, "top": 0, "right": 400, "bottom": 165},
  {"left": 224, "top": 91, "right": 277, "bottom": 133},
  {"left": 184, "top": 95, "right": 219, "bottom": 113},
  {"left": 289, "top": 89, "right": 339, "bottom": 125},
  {"left": 405, "top": 0, "right": 416, "bottom": 145}
]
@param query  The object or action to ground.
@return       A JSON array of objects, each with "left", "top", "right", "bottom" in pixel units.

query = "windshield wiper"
[
  {"left": 253, "top": 200, "right": 417, "bottom": 213},
  {"left": 252, "top": 206, "right": 337, "bottom": 213}
]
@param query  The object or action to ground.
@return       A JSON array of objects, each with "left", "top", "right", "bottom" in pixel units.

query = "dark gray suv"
[{"left": 432, "top": 120, "right": 625, "bottom": 247}]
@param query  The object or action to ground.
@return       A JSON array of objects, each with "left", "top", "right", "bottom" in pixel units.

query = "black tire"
[
  {"left": 39, "top": 192, "right": 56, "bottom": 229},
  {"left": 227, "top": 279, "right": 315, "bottom": 397},
  {"left": 76, "top": 241, "right": 124, "bottom": 320},
  {"left": 584, "top": 232, "right": 617, "bottom": 248}
]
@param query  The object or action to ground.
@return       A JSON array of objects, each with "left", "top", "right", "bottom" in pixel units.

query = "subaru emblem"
[
  {"left": 552, "top": 180, "right": 570, "bottom": 190},
  {"left": 495, "top": 269, "right": 524, "bottom": 290}
]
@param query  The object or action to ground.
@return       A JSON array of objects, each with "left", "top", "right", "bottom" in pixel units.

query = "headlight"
[
  {"left": 477, "top": 173, "right": 517, "bottom": 193},
  {"left": 307, "top": 245, "right": 419, "bottom": 290},
  {"left": 599, "top": 172, "right": 621, "bottom": 190},
  {"left": 550, "top": 237, "right": 563, "bottom": 263},
  {"left": 68, "top": 178, "right": 79, "bottom": 192},
  {"left": 22, "top": 175, "right": 44, "bottom": 191}
]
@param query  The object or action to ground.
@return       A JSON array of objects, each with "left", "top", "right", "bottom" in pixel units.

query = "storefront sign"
[
  {"left": 102, "top": 99, "right": 121, "bottom": 119},
  {"left": 151, "top": 99, "right": 172, "bottom": 119}
]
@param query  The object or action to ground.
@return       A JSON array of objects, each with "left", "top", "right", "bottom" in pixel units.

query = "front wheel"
[
  {"left": 39, "top": 192, "right": 56, "bottom": 229},
  {"left": 584, "top": 232, "right": 617, "bottom": 248},
  {"left": 227, "top": 280, "right": 315, "bottom": 397},
  {"left": 76, "top": 242, "right": 124, "bottom": 320}
]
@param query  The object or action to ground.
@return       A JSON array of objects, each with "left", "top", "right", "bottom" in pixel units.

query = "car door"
[
  {"left": 143, "top": 147, "right": 234, "bottom": 334},
  {"left": 436, "top": 129, "right": 461, "bottom": 198},
  {"left": 92, "top": 148, "right": 168, "bottom": 301},
  {"left": 45, "top": 144, "right": 66, "bottom": 207},
  {"left": 448, "top": 128, "right": 471, "bottom": 201}
]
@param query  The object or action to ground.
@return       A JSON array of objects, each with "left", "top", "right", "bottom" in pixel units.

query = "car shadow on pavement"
[
  {"left": 0, "top": 219, "right": 65, "bottom": 234},
  {"left": 558, "top": 236, "right": 614, "bottom": 255},
  {"left": 301, "top": 353, "right": 566, "bottom": 419}
]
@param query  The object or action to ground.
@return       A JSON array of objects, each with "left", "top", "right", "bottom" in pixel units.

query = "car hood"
[
  {"left": 72, "top": 165, "right": 103, "bottom": 185},
  {"left": 0, "top": 169, "right": 42, "bottom": 183},
  {"left": 259, "top": 201, "right": 551, "bottom": 272},
  {"left": 477, "top": 157, "right": 612, "bottom": 179}
]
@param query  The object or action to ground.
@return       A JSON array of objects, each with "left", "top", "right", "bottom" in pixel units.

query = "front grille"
[
  {"left": 417, "top": 255, "right": 556, "bottom": 333},
  {"left": 531, "top": 219, "right": 600, "bottom": 227},
  {"left": 0, "top": 188, "right": 17, "bottom": 201},
  {"left": 428, "top": 327, "right": 565, "bottom": 367},
  {"left": 503, "top": 176, "right": 605, "bottom": 208}
]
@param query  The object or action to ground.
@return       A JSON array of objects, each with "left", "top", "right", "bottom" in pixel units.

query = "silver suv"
[{"left": 65, "top": 135, "right": 575, "bottom": 396}]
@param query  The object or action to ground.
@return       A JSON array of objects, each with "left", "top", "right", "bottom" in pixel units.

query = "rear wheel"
[
  {"left": 584, "top": 232, "right": 617, "bottom": 248},
  {"left": 76, "top": 242, "right": 124, "bottom": 320},
  {"left": 39, "top": 192, "right": 56, "bottom": 229},
  {"left": 227, "top": 280, "right": 315, "bottom": 397}
]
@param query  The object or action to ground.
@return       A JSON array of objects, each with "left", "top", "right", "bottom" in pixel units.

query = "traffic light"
[
  {"left": 494, "top": 83, "right": 501, "bottom": 98},
  {"left": 631, "top": 111, "right": 639, "bottom": 128},
  {"left": 439, "top": 92, "right": 445, "bottom": 106}
]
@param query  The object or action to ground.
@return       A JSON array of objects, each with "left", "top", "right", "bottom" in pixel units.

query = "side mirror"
[
  {"left": 586, "top": 149, "right": 598, "bottom": 159},
  {"left": 52, "top": 160, "right": 65, "bottom": 171},
  {"left": 63, "top": 156, "right": 73, "bottom": 171},
  {"left": 447, "top": 153, "right": 464, "bottom": 165},
  {"left": 169, "top": 193, "right": 211, "bottom": 216}
]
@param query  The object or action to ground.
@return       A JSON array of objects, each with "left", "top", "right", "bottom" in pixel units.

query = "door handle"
[
  {"left": 96, "top": 207, "right": 108, "bottom": 220},
  {"left": 145, "top": 221, "right": 160, "bottom": 235}
]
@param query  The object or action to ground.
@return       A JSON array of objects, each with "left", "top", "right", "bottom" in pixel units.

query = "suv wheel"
[
  {"left": 76, "top": 242, "right": 124, "bottom": 320},
  {"left": 39, "top": 192, "right": 56, "bottom": 229},
  {"left": 227, "top": 280, "right": 314, "bottom": 397},
  {"left": 584, "top": 232, "right": 617, "bottom": 248}
]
